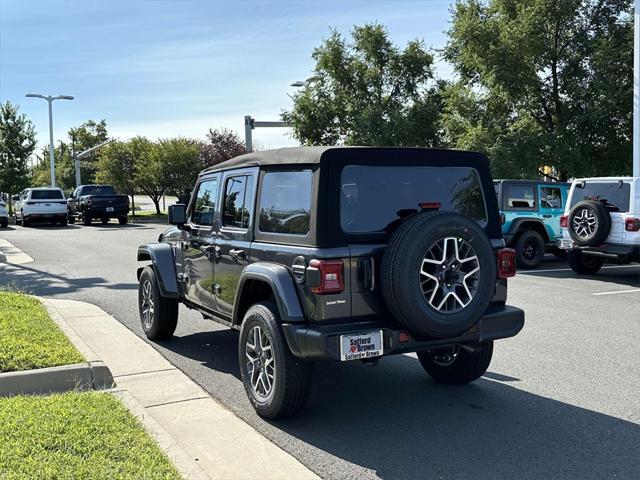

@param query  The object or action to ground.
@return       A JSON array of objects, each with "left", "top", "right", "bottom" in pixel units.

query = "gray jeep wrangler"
[{"left": 137, "top": 147, "right": 525, "bottom": 418}]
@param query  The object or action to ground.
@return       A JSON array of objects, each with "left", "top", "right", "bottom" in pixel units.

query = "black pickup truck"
[{"left": 67, "top": 184, "right": 130, "bottom": 225}]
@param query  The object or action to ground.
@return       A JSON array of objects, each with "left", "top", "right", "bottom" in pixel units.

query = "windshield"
[
  {"left": 31, "top": 189, "right": 64, "bottom": 200},
  {"left": 340, "top": 165, "right": 487, "bottom": 233},
  {"left": 81, "top": 185, "right": 116, "bottom": 196},
  {"left": 570, "top": 181, "right": 630, "bottom": 212}
]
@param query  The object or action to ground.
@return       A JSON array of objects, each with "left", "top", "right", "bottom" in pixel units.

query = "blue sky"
[{"left": 0, "top": 0, "right": 454, "bottom": 154}]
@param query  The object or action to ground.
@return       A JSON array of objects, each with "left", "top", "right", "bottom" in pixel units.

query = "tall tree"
[
  {"left": 159, "top": 138, "right": 202, "bottom": 201},
  {"left": 132, "top": 137, "right": 166, "bottom": 214},
  {"left": 199, "top": 128, "right": 246, "bottom": 168},
  {"left": 95, "top": 140, "right": 137, "bottom": 207},
  {"left": 444, "top": 0, "right": 633, "bottom": 179},
  {"left": 282, "top": 23, "right": 442, "bottom": 146},
  {"left": 0, "top": 102, "right": 37, "bottom": 213}
]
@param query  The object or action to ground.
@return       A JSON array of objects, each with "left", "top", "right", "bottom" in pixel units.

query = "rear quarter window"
[
  {"left": 340, "top": 165, "right": 487, "bottom": 233},
  {"left": 259, "top": 170, "right": 312, "bottom": 235}
]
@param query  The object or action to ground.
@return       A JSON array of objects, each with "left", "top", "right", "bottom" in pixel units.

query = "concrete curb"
[
  {"left": 0, "top": 238, "right": 34, "bottom": 264},
  {"left": 0, "top": 361, "right": 114, "bottom": 397}
]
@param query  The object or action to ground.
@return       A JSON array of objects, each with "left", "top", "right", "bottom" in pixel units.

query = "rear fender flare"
[
  {"left": 507, "top": 218, "right": 550, "bottom": 243},
  {"left": 137, "top": 243, "right": 179, "bottom": 298}
]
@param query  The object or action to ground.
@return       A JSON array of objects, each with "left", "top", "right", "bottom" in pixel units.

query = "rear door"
[
  {"left": 182, "top": 175, "right": 220, "bottom": 312},
  {"left": 538, "top": 184, "right": 564, "bottom": 241},
  {"left": 212, "top": 169, "right": 256, "bottom": 319}
]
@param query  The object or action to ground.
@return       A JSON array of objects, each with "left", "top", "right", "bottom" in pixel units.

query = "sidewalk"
[{"left": 44, "top": 298, "right": 319, "bottom": 480}]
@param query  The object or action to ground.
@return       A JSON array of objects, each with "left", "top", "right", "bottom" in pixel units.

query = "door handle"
[
  {"left": 229, "top": 248, "right": 246, "bottom": 260},
  {"left": 542, "top": 214, "right": 552, "bottom": 218}
]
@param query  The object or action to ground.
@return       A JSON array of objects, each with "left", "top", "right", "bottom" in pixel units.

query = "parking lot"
[{"left": 1, "top": 221, "right": 639, "bottom": 479}]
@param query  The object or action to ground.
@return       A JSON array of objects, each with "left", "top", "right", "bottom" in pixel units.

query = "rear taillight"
[
  {"left": 560, "top": 215, "right": 568, "bottom": 228},
  {"left": 307, "top": 259, "right": 344, "bottom": 294},
  {"left": 497, "top": 248, "right": 516, "bottom": 278},
  {"left": 625, "top": 218, "right": 640, "bottom": 232}
]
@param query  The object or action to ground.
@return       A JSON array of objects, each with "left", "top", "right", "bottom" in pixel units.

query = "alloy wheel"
[
  {"left": 572, "top": 208, "right": 597, "bottom": 238},
  {"left": 140, "top": 278, "right": 154, "bottom": 330},
  {"left": 420, "top": 236, "right": 480, "bottom": 313},
  {"left": 245, "top": 325, "right": 276, "bottom": 399}
]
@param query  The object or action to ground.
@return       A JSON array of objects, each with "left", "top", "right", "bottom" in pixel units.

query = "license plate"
[
  {"left": 559, "top": 239, "right": 573, "bottom": 250},
  {"left": 106, "top": 207, "right": 114, "bottom": 212},
  {"left": 340, "top": 331, "right": 383, "bottom": 361}
]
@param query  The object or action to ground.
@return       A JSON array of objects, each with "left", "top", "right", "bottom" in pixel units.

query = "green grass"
[
  {"left": 0, "top": 292, "right": 84, "bottom": 372},
  {"left": 0, "top": 392, "right": 181, "bottom": 480}
]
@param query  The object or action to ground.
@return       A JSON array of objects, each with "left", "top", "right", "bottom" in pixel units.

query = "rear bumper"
[
  {"left": 282, "top": 305, "right": 525, "bottom": 362},
  {"left": 559, "top": 239, "right": 640, "bottom": 262},
  {"left": 24, "top": 212, "right": 66, "bottom": 220},
  {"left": 85, "top": 206, "right": 129, "bottom": 217}
]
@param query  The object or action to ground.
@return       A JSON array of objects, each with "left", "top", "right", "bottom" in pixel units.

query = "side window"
[
  {"left": 504, "top": 184, "right": 536, "bottom": 210},
  {"left": 223, "top": 175, "right": 253, "bottom": 229},
  {"left": 259, "top": 170, "right": 312, "bottom": 235},
  {"left": 540, "top": 186, "right": 562, "bottom": 209},
  {"left": 190, "top": 178, "right": 219, "bottom": 226}
]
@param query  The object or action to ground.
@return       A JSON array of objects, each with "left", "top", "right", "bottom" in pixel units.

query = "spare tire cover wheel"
[
  {"left": 568, "top": 200, "right": 611, "bottom": 246},
  {"left": 381, "top": 212, "right": 496, "bottom": 338}
]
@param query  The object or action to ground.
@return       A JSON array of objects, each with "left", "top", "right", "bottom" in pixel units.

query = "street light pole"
[{"left": 25, "top": 93, "right": 74, "bottom": 188}]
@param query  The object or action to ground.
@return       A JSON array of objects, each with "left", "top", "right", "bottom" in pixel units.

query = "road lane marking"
[
  {"left": 592, "top": 289, "right": 640, "bottom": 296},
  {"left": 518, "top": 264, "right": 640, "bottom": 274}
]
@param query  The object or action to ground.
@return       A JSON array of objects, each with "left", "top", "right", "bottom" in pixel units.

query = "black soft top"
[{"left": 202, "top": 146, "right": 489, "bottom": 174}]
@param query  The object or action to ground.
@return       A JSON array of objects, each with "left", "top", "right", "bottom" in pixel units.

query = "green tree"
[
  {"left": 95, "top": 141, "right": 137, "bottom": 207},
  {"left": 132, "top": 137, "right": 166, "bottom": 214},
  {"left": 282, "top": 23, "right": 442, "bottom": 146},
  {"left": 0, "top": 102, "right": 37, "bottom": 212},
  {"left": 443, "top": 0, "right": 633, "bottom": 179},
  {"left": 158, "top": 138, "right": 202, "bottom": 200}
]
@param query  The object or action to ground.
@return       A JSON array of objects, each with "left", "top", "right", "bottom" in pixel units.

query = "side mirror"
[{"left": 168, "top": 204, "right": 187, "bottom": 225}]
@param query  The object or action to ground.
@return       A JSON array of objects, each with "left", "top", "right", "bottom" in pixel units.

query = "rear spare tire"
[
  {"left": 381, "top": 211, "right": 496, "bottom": 338},
  {"left": 568, "top": 200, "right": 610, "bottom": 246}
]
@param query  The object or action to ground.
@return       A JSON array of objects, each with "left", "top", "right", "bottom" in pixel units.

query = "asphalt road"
[{"left": 1, "top": 221, "right": 639, "bottom": 479}]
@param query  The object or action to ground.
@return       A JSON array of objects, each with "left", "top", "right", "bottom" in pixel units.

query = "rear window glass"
[
  {"left": 30, "top": 190, "right": 63, "bottom": 200},
  {"left": 340, "top": 165, "right": 486, "bottom": 233},
  {"left": 259, "top": 170, "right": 312, "bottom": 235},
  {"left": 571, "top": 182, "right": 630, "bottom": 212},
  {"left": 504, "top": 184, "right": 535, "bottom": 209},
  {"left": 81, "top": 186, "right": 116, "bottom": 196}
]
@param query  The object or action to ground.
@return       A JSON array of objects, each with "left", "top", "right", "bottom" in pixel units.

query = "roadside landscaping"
[
  {"left": 0, "top": 291, "right": 84, "bottom": 372},
  {"left": 129, "top": 209, "right": 168, "bottom": 223},
  {"left": 0, "top": 391, "right": 180, "bottom": 480}
]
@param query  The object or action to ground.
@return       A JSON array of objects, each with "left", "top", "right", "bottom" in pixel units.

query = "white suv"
[
  {"left": 559, "top": 177, "right": 640, "bottom": 274},
  {"left": 15, "top": 187, "right": 68, "bottom": 227},
  {"left": 0, "top": 199, "right": 8, "bottom": 228}
]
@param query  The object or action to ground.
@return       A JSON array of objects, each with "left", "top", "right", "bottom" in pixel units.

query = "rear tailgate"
[
  {"left": 87, "top": 195, "right": 128, "bottom": 208},
  {"left": 27, "top": 199, "right": 67, "bottom": 214}
]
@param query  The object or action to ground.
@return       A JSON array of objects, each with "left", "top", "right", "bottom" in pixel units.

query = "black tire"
[
  {"left": 118, "top": 215, "right": 128, "bottom": 225},
  {"left": 82, "top": 212, "right": 91, "bottom": 226},
  {"left": 101, "top": 217, "right": 109, "bottom": 225},
  {"left": 68, "top": 213, "right": 75, "bottom": 224},
  {"left": 381, "top": 211, "right": 496, "bottom": 338},
  {"left": 515, "top": 230, "right": 545, "bottom": 269},
  {"left": 22, "top": 213, "right": 29, "bottom": 227},
  {"left": 568, "top": 200, "right": 611, "bottom": 246},
  {"left": 0, "top": 220, "right": 7, "bottom": 228},
  {"left": 417, "top": 341, "right": 493, "bottom": 385},
  {"left": 567, "top": 250, "right": 604, "bottom": 275},
  {"left": 50, "top": 219, "right": 57, "bottom": 226},
  {"left": 60, "top": 218, "right": 68, "bottom": 226},
  {"left": 138, "top": 266, "right": 178, "bottom": 340},
  {"left": 239, "top": 302, "right": 313, "bottom": 419}
]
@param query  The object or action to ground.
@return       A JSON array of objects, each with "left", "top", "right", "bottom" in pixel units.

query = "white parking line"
[
  {"left": 592, "top": 289, "right": 640, "bottom": 296},
  {"left": 519, "top": 264, "right": 640, "bottom": 274}
]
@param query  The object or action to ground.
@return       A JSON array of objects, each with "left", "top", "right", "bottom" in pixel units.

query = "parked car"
[
  {"left": 14, "top": 187, "right": 68, "bottom": 226},
  {"left": 67, "top": 184, "right": 130, "bottom": 225},
  {"left": 494, "top": 180, "right": 570, "bottom": 268},
  {"left": 0, "top": 200, "right": 8, "bottom": 228},
  {"left": 135, "top": 147, "right": 525, "bottom": 418},
  {"left": 559, "top": 176, "right": 640, "bottom": 274}
]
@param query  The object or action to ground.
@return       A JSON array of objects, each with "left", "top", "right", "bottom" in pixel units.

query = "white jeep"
[{"left": 559, "top": 177, "right": 640, "bottom": 274}]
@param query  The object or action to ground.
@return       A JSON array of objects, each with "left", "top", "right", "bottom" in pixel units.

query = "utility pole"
[
  {"left": 25, "top": 93, "right": 74, "bottom": 188},
  {"left": 73, "top": 140, "right": 113, "bottom": 187},
  {"left": 244, "top": 115, "right": 290, "bottom": 152},
  {"left": 633, "top": 0, "right": 639, "bottom": 176}
]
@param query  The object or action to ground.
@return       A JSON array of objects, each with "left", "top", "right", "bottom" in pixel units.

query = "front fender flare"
[
  {"left": 233, "top": 263, "right": 305, "bottom": 325},
  {"left": 137, "top": 243, "right": 179, "bottom": 298}
]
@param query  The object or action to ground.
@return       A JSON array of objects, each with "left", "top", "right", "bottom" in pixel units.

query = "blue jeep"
[{"left": 494, "top": 180, "right": 570, "bottom": 268}]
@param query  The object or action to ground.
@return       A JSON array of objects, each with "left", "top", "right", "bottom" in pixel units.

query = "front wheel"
[
  {"left": 417, "top": 341, "right": 493, "bottom": 385},
  {"left": 239, "top": 303, "right": 313, "bottom": 419},
  {"left": 515, "top": 230, "right": 545, "bottom": 269},
  {"left": 68, "top": 212, "right": 76, "bottom": 224},
  {"left": 82, "top": 212, "right": 91, "bottom": 226},
  {"left": 138, "top": 266, "right": 178, "bottom": 340},
  {"left": 567, "top": 250, "right": 604, "bottom": 275}
]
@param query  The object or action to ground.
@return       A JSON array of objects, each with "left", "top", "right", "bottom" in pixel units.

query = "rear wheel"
[
  {"left": 68, "top": 212, "right": 75, "bottom": 224},
  {"left": 118, "top": 215, "right": 128, "bottom": 225},
  {"left": 0, "top": 220, "right": 7, "bottom": 228},
  {"left": 417, "top": 341, "right": 493, "bottom": 385},
  {"left": 567, "top": 250, "right": 604, "bottom": 275},
  {"left": 138, "top": 266, "right": 178, "bottom": 340},
  {"left": 82, "top": 212, "right": 91, "bottom": 226},
  {"left": 239, "top": 302, "right": 313, "bottom": 419},
  {"left": 101, "top": 217, "right": 109, "bottom": 225},
  {"left": 515, "top": 230, "right": 545, "bottom": 269}
]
